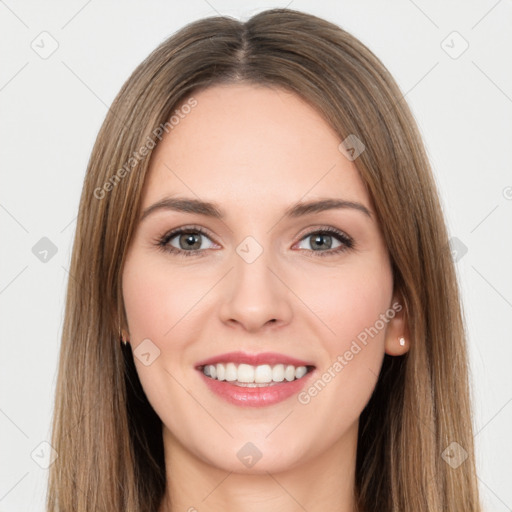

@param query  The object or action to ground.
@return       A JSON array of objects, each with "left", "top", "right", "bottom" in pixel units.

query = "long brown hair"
[{"left": 47, "top": 8, "right": 481, "bottom": 511}]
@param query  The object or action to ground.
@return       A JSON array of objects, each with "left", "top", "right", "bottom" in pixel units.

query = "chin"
[{"left": 190, "top": 436, "right": 310, "bottom": 475}]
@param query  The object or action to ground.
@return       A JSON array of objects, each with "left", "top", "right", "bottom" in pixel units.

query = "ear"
[
  {"left": 384, "top": 291, "right": 410, "bottom": 356},
  {"left": 112, "top": 305, "right": 130, "bottom": 342}
]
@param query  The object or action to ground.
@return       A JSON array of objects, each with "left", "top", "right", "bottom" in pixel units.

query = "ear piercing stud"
[{"left": 398, "top": 336, "right": 405, "bottom": 347}]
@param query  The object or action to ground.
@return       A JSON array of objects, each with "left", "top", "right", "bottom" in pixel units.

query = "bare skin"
[{"left": 121, "top": 83, "right": 409, "bottom": 512}]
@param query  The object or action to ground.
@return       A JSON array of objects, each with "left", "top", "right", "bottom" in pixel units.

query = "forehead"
[{"left": 142, "top": 83, "right": 371, "bottom": 213}]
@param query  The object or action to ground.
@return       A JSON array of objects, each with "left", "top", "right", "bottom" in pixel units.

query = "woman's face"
[{"left": 122, "top": 83, "right": 405, "bottom": 474}]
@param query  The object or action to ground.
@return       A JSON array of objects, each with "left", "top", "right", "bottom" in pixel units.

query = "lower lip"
[{"left": 197, "top": 369, "right": 315, "bottom": 407}]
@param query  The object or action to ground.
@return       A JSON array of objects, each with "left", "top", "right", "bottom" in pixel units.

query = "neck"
[{"left": 158, "top": 421, "right": 360, "bottom": 512}]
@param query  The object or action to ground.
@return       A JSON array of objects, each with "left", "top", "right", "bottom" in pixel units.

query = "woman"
[{"left": 47, "top": 7, "right": 481, "bottom": 512}]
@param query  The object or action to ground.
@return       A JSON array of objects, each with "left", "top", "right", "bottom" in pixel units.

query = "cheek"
[
  {"left": 286, "top": 263, "right": 393, "bottom": 447},
  {"left": 301, "top": 256, "right": 393, "bottom": 403},
  {"left": 304, "top": 258, "right": 392, "bottom": 347},
  {"left": 122, "top": 254, "right": 203, "bottom": 346},
  {"left": 121, "top": 254, "right": 207, "bottom": 419}
]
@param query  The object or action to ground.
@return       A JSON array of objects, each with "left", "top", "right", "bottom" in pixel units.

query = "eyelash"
[{"left": 154, "top": 224, "right": 354, "bottom": 258}]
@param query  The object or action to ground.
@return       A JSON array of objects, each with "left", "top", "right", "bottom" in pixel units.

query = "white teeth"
[
  {"left": 237, "top": 363, "right": 255, "bottom": 383},
  {"left": 254, "top": 364, "right": 272, "bottom": 383},
  {"left": 225, "top": 362, "right": 237, "bottom": 382},
  {"left": 295, "top": 366, "right": 307, "bottom": 379},
  {"left": 272, "top": 364, "right": 285, "bottom": 382},
  {"left": 216, "top": 363, "right": 225, "bottom": 381},
  {"left": 284, "top": 365, "right": 295, "bottom": 381},
  {"left": 201, "top": 362, "right": 311, "bottom": 383}
]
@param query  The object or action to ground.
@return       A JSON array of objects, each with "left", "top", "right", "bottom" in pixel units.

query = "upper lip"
[{"left": 195, "top": 351, "right": 315, "bottom": 369}]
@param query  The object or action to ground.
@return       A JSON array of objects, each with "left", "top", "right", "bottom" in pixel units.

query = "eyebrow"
[{"left": 139, "top": 196, "right": 372, "bottom": 223}]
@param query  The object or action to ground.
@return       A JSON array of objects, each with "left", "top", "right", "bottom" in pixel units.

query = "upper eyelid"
[{"left": 163, "top": 224, "right": 217, "bottom": 242}]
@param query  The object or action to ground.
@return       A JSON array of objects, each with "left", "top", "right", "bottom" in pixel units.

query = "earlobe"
[
  {"left": 117, "top": 316, "right": 130, "bottom": 345},
  {"left": 384, "top": 329, "right": 410, "bottom": 356},
  {"left": 114, "top": 305, "right": 131, "bottom": 344},
  {"left": 384, "top": 295, "right": 410, "bottom": 356},
  {"left": 120, "top": 328, "right": 130, "bottom": 344},
  {"left": 385, "top": 334, "right": 410, "bottom": 356}
]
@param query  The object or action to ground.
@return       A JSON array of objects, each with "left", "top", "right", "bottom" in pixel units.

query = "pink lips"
[{"left": 195, "top": 351, "right": 316, "bottom": 408}]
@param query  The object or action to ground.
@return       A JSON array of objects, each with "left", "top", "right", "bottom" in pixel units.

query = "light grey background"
[{"left": 1, "top": 0, "right": 511, "bottom": 510}]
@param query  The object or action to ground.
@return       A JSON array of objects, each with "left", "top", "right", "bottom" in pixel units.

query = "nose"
[{"left": 218, "top": 245, "right": 293, "bottom": 333}]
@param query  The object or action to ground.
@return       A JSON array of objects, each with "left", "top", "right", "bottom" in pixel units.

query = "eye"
[
  {"left": 155, "top": 225, "right": 217, "bottom": 257},
  {"left": 294, "top": 227, "right": 354, "bottom": 257}
]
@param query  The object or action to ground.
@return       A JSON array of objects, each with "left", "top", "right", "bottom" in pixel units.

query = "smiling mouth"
[{"left": 198, "top": 362, "right": 315, "bottom": 387}]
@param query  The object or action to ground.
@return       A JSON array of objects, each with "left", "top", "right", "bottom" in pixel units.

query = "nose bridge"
[
  {"left": 219, "top": 233, "right": 292, "bottom": 330},
  {"left": 234, "top": 234, "right": 273, "bottom": 289}
]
